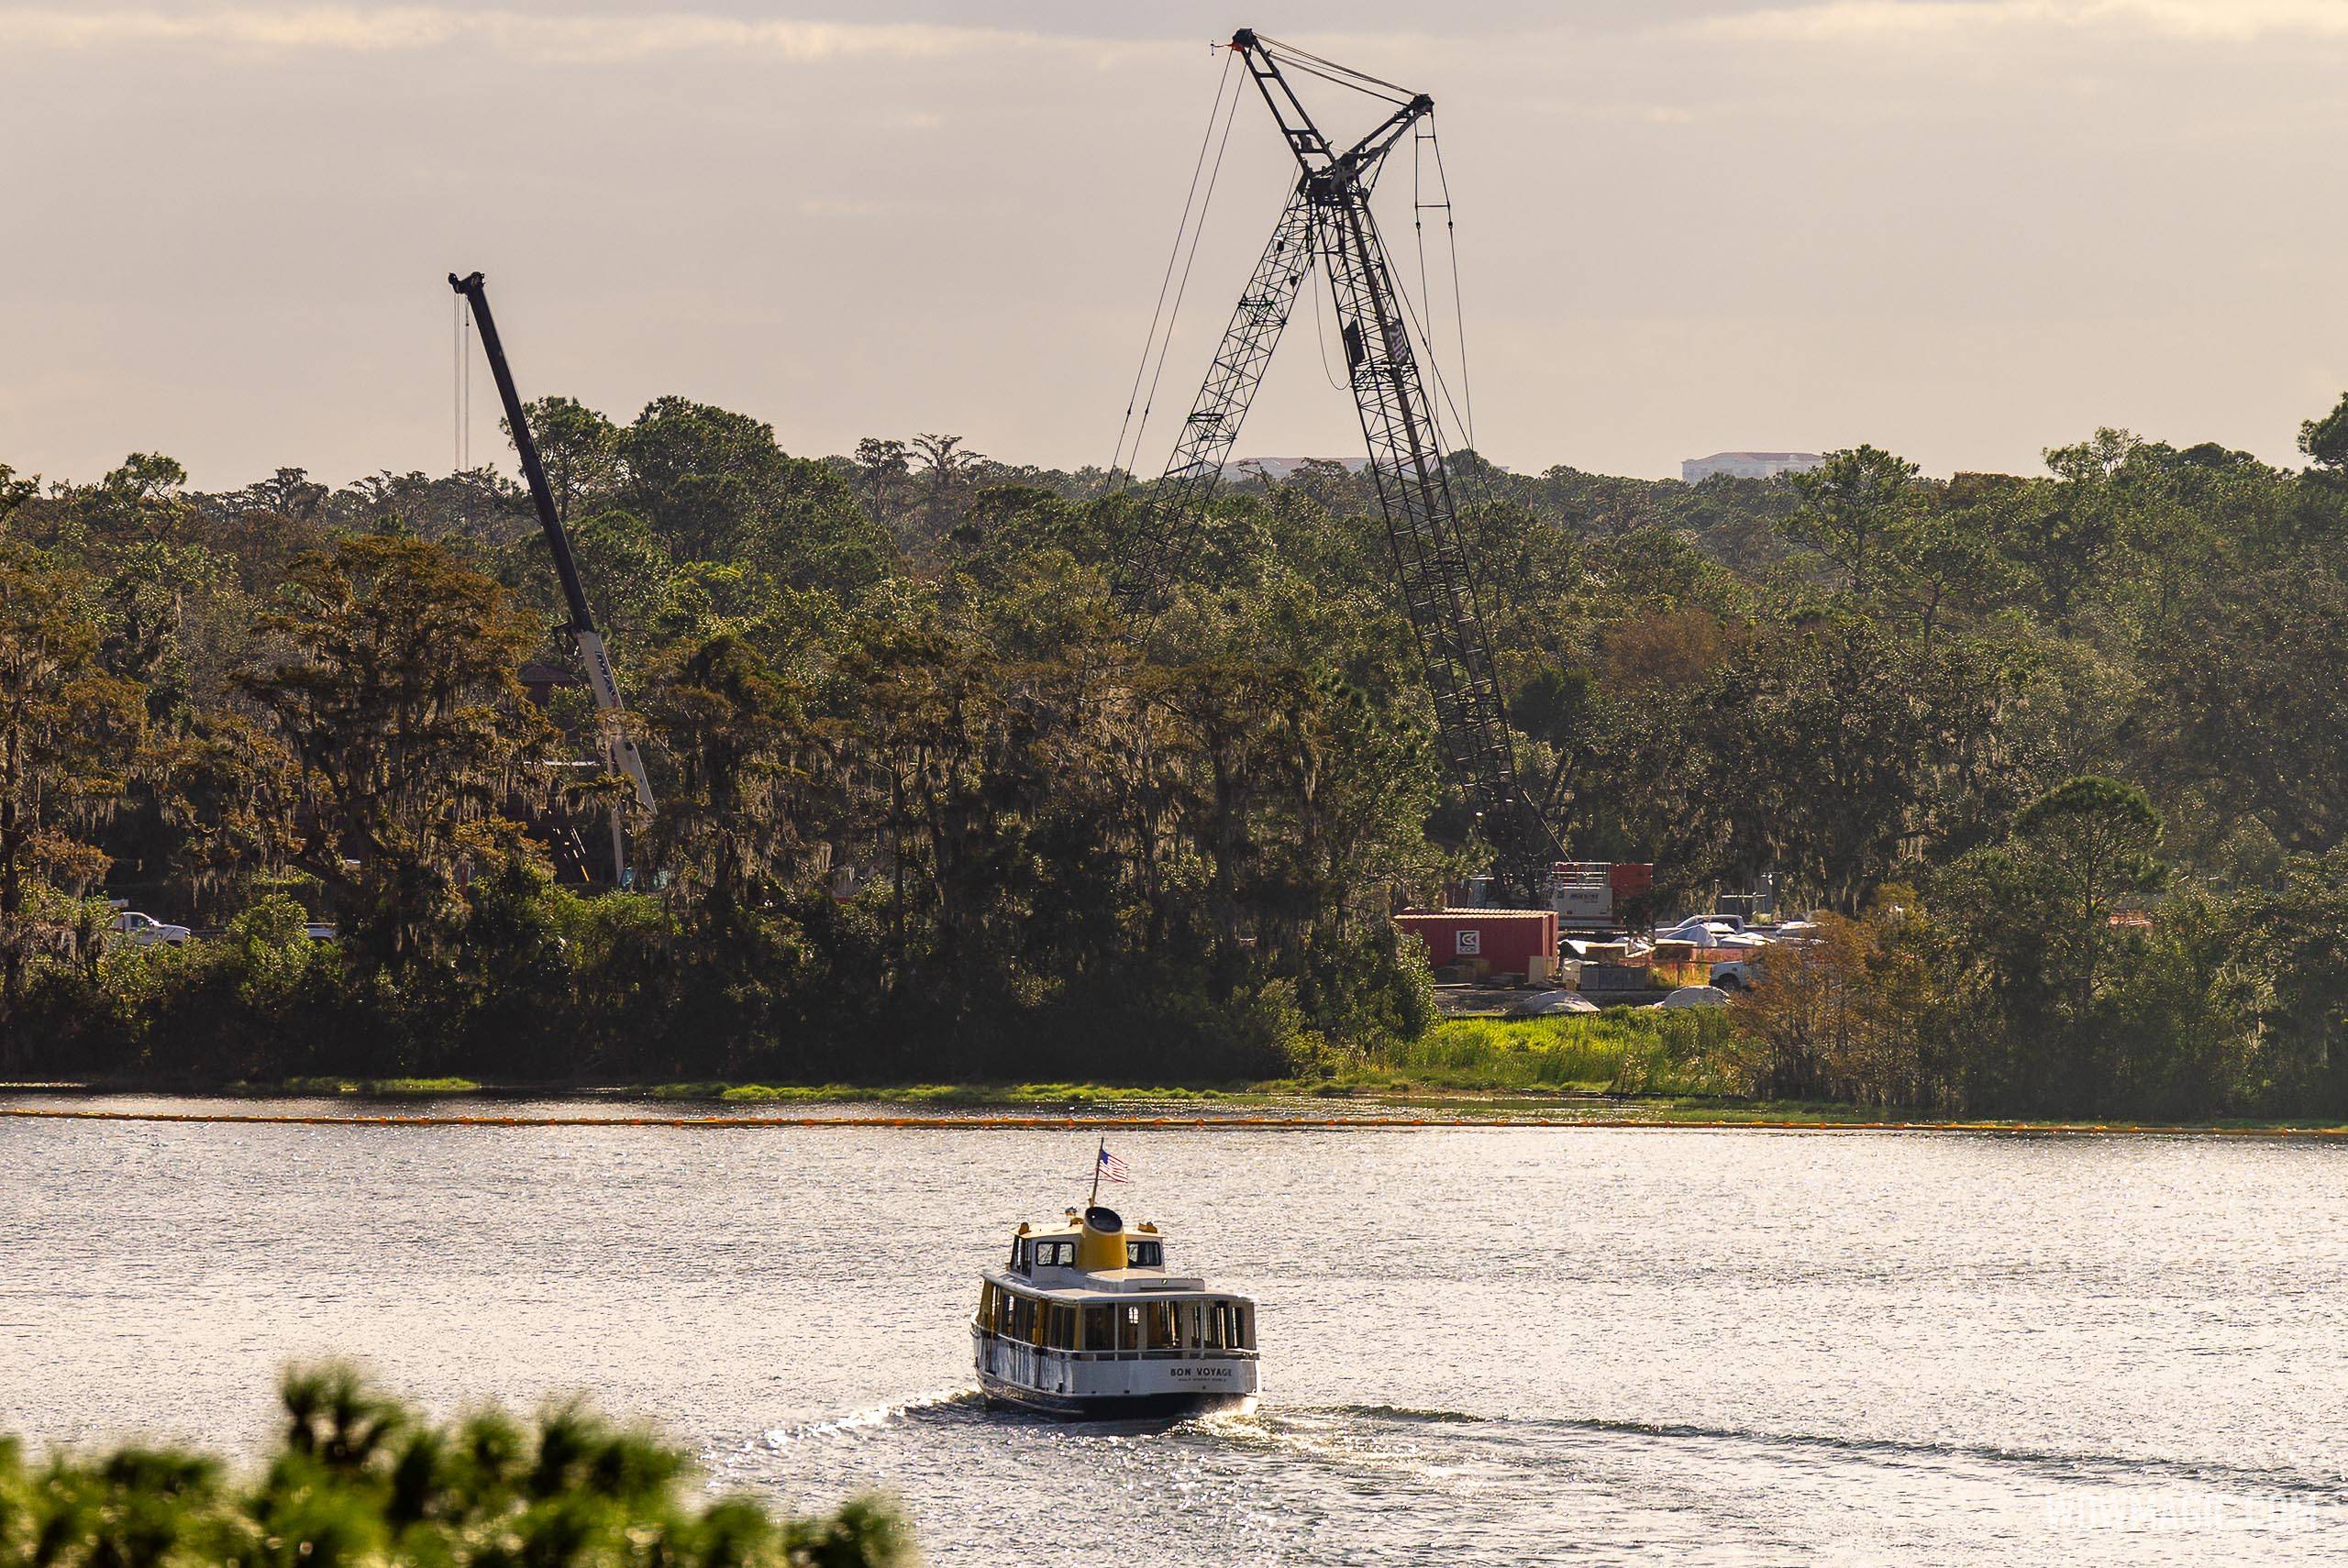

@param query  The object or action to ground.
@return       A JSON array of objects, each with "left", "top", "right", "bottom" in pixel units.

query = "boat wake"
[
  {"left": 759, "top": 1387, "right": 984, "bottom": 1445},
  {"left": 757, "top": 1389, "right": 2343, "bottom": 1508},
  {"left": 1274, "top": 1403, "right": 2348, "bottom": 1499}
]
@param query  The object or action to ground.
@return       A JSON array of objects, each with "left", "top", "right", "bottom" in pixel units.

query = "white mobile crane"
[{"left": 449, "top": 271, "right": 653, "bottom": 883}]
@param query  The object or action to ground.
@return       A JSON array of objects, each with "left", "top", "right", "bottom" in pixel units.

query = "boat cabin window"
[
  {"left": 995, "top": 1292, "right": 1021, "bottom": 1341},
  {"left": 1145, "top": 1301, "right": 1179, "bottom": 1349},
  {"left": 1013, "top": 1238, "right": 1080, "bottom": 1273},
  {"left": 1125, "top": 1240, "right": 1162, "bottom": 1268},
  {"left": 1118, "top": 1304, "right": 1141, "bottom": 1352},
  {"left": 1081, "top": 1306, "right": 1113, "bottom": 1351},
  {"left": 1190, "top": 1299, "right": 1249, "bottom": 1350},
  {"left": 1047, "top": 1304, "right": 1077, "bottom": 1350}
]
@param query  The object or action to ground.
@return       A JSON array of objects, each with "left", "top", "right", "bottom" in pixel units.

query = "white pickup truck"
[
  {"left": 1708, "top": 922, "right": 1821, "bottom": 991},
  {"left": 110, "top": 910, "right": 193, "bottom": 948},
  {"left": 1710, "top": 955, "right": 1766, "bottom": 991}
]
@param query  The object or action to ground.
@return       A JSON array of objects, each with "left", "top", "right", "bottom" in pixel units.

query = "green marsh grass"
[
  {"left": 648, "top": 1081, "right": 1234, "bottom": 1105},
  {"left": 1362, "top": 1010, "right": 1739, "bottom": 1095},
  {"left": 277, "top": 1076, "right": 482, "bottom": 1097}
]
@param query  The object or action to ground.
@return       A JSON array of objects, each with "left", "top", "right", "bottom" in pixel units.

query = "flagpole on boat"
[{"left": 1089, "top": 1137, "right": 1104, "bottom": 1209}]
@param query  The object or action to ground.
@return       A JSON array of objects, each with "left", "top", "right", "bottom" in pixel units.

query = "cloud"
[
  {"left": 0, "top": 6, "right": 1038, "bottom": 63},
  {"left": 1694, "top": 0, "right": 2348, "bottom": 44}
]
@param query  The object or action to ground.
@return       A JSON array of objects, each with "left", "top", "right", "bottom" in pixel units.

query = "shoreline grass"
[
  {"left": 13, "top": 1018, "right": 2345, "bottom": 1132},
  {"left": 646, "top": 1081, "right": 1238, "bottom": 1106},
  {"left": 272, "top": 1076, "right": 484, "bottom": 1097}
]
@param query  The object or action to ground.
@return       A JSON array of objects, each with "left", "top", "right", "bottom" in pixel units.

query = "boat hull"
[
  {"left": 972, "top": 1325, "right": 1258, "bottom": 1420},
  {"left": 978, "top": 1372, "right": 1255, "bottom": 1421}
]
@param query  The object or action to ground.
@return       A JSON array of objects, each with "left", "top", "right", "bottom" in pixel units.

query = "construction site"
[{"left": 417, "top": 28, "right": 1768, "bottom": 1020}]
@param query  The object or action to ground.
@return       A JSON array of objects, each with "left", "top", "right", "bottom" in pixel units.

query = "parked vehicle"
[
  {"left": 1504, "top": 989, "right": 1601, "bottom": 1018},
  {"left": 1711, "top": 926, "right": 1821, "bottom": 990},
  {"left": 1711, "top": 955, "right": 1765, "bottom": 991},
  {"left": 110, "top": 910, "right": 192, "bottom": 948},
  {"left": 1552, "top": 861, "right": 1655, "bottom": 933}
]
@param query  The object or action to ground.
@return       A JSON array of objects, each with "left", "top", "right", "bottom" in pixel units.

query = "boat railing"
[{"left": 970, "top": 1325, "right": 1257, "bottom": 1362}]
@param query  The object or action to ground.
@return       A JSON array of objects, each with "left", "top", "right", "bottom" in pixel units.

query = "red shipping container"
[{"left": 1394, "top": 909, "right": 1558, "bottom": 975}]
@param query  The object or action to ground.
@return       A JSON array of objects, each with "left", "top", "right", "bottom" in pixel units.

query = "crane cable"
[
  {"left": 1112, "top": 47, "right": 1238, "bottom": 486},
  {"left": 1309, "top": 248, "right": 1346, "bottom": 392},
  {"left": 453, "top": 293, "right": 462, "bottom": 473},
  {"left": 1132, "top": 86, "right": 1246, "bottom": 483},
  {"left": 1125, "top": 66, "right": 1246, "bottom": 488},
  {"left": 1248, "top": 33, "right": 1412, "bottom": 106},
  {"left": 1401, "top": 116, "right": 1488, "bottom": 506},
  {"left": 457, "top": 294, "right": 474, "bottom": 473},
  {"left": 1423, "top": 117, "right": 1476, "bottom": 455}
]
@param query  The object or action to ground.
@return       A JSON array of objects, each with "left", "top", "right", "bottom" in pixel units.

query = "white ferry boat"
[{"left": 971, "top": 1201, "right": 1260, "bottom": 1419}]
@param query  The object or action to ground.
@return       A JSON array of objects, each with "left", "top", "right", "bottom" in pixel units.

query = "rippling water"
[{"left": 6, "top": 1098, "right": 2344, "bottom": 1563}]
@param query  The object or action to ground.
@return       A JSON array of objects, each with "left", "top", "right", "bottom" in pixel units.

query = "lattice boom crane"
[{"left": 1112, "top": 30, "right": 1561, "bottom": 901}]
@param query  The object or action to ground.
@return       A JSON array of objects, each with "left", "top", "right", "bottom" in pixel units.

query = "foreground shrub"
[{"left": 0, "top": 1364, "right": 911, "bottom": 1568}]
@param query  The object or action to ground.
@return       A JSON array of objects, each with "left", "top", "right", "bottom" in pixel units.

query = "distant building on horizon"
[
  {"left": 1681, "top": 451, "right": 1825, "bottom": 483},
  {"left": 1227, "top": 456, "right": 1369, "bottom": 481}
]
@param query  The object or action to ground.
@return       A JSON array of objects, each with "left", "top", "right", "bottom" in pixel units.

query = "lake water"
[{"left": 6, "top": 1098, "right": 2345, "bottom": 1564}]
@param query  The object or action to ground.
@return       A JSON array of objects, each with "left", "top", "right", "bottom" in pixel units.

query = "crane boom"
[
  {"left": 449, "top": 271, "right": 655, "bottom": 882},
  {"left": 1112, "top": 190, "right": 1313, "bottom": 611},
  {"left": 1112, "top": 33, "right": 1561, "bottom": 899},
  {"left": 1307, "top": 151, "right": 1551, "bottom": 892}
]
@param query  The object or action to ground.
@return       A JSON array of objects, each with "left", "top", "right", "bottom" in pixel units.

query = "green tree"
[
  {"left": 622, "top": 397, "right": 792, "bottom": 559},
  {"left": 850, "top": 436, "right": 914, "bottom": 535},
  {"left": 0, "top": 464, "right": 35, "bottom": 538},
  {"left": 240, "top": 535, "right": 551, "bottom": 960},
  {"left": 2010, "top": 776, "right": 2167, "bottom": 935},
  {"left": 1999, "top": 430, "right": 2137, "bottom": 629},
  {"left": 910, "top": 432, "right": 986, "bottom": 552},
  {"left": 648, "top": 632, "right": 824, "bottom": 933},
  {"left": 516, "top": 396, "right": 622, "bottom": 523},
  {"left": 0, "top": 547, "right": 146, "bottom": 1037},
  {"left": 1782, "top": 445, "right": 1922, "bottom": 602},
  {"left": 2127, "top": 559, "right": 2348, "bottom": 855},
  {"left": 0, "top": 1364, "right": 911, "bottom": 1568},
  {"left": 2254, "top": 851, "right": 2348, "bottom": 1112},
  {"left": 144, "top": 710, "right": 303, "bottom": 924},
  {"left": 1929, "top": 777, "right": 2172, "bottom": 1110},
  {"left": 2298, "top": 391, "right": 2348, "bottom": 469}
]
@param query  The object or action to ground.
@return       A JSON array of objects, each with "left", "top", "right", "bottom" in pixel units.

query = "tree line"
[{"left": 5, "top": 392, "right": 2348, "bottom": 1115}]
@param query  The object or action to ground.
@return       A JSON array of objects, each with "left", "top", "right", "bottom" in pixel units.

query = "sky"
[{"left": 4, "top": 0, "right": 2347, "bottom": 490}]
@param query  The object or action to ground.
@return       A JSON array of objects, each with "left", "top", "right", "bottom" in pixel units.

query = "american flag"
[{"left": 1097, "top": 1146, "right": 1131, "bottom": 1184}]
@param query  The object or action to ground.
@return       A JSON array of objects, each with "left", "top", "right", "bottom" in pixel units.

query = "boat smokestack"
[{"left": 1078, "top": 1205, "right": 1126, "bottom": 1271}]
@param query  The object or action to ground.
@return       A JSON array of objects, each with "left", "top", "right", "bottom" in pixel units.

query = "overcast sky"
[{"left": 5, "top": 0, "right": 2346, "bottom": 489}]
